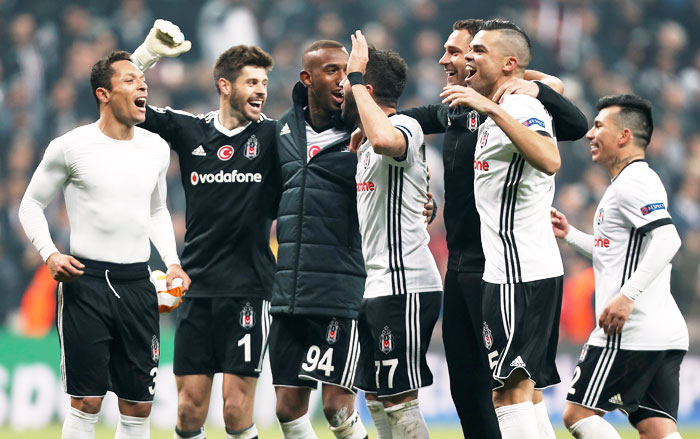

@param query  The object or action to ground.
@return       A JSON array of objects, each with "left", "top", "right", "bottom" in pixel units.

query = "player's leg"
[
  {"left": 532, "top": 391, "right": 556, "bottom": 439},
  {"left": 492, "top": 369, "right": 538, "bottom": 439},
  {"left": 217, "top": 298, "right": 271, "bottom": 438},
  {"left": 63, "top": 397, "right": 103, "bottom": 439},
  {"left": 175, "top": 374, "right": 213, "bottom": 438},
  {"left": 629, "top": 350, "right": 686, "bottom": 439},
  {"left": 322, "top": 384, "right": 367, "bottom": 439},
  {"left": 116, "top": 400, "right": 152, "bottom": 439},
  {"left": 58, "top": 273, "right": 114, "bottom": 439},
  {"left": 109, "top": 263, "right": 162, "bottom": 439},
  {"left": 269, "top": 315, "right": 317, "bottom": 438},
  {"left": 563, "top": 403, "right": 620, "bottom": 439},
  {"left": 365, "top": 393, "right": 392, "bottom": 439},
  {"left": 442, "top": 270, "right": 501, "bottom": 438},
  {"left": 222, "top": 374, "right": 258, "bottom": 438}
]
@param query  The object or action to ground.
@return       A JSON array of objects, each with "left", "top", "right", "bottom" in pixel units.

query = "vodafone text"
[
  {"left": 593, "top": 237, "right": 610, "bottom": 248},
  {"left": 474, "top": 160, "right": 489, "bottom": 171},
  {"left": 357, "top": 181, "right": 376, "bottom": 192},
  {"left": 190, "top": 170, "right": 263, "bottom": 186}
]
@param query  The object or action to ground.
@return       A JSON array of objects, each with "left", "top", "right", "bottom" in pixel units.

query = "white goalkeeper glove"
[
  {"left": 150, "top": 269, "right": 184, "bottom": 313},
  {"left": 131, "top": 19, "right": 192, "bottom": 71}
]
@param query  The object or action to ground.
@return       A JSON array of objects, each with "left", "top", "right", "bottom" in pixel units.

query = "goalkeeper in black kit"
[{"left": 131, "top": 20, "right": 281, "bottom": 439}]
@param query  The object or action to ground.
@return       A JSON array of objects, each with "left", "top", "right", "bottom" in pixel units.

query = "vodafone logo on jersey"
[
  {"left": 190, "top": 170, "right": 263, "bottom": 186},
  {"left": 217, "top": 145, "right": 234, "bottom": 161}
]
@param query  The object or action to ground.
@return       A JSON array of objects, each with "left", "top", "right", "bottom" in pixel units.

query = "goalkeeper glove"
[{"left": 131, "top": 19, "right": 192, "bottom": 71}]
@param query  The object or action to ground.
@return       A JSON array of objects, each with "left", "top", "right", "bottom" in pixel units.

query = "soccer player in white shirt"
[
  {"left": 18, "top": 51, "right": 190, "bottom": 439},
  {"left": 441, "top": 20, "right": 564, "bottom": 439},
  {"left": 340, "top": 31, "right": 442, "bottom": 438},
  {"left": 552, "top": 94, "right": 688, "bottom": 439}
]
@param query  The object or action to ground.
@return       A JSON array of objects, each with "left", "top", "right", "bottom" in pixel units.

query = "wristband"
[{"left": 347, "top": 72, "right": 365, "bottom": 86}]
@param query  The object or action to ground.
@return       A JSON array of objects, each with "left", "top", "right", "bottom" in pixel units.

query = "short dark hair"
[
  {"left": 453, "top": 19, "right": 485, "bottom": 36},
  {"left": 304, "top": 39, "right": 345, "bottom": 55},
  {"left": 363, "top": 47, "right": 408, "bottom": 108},
  {"left": 597, "top": 94, "right": 654, "bottom": 147},
  {"left": 480, "top": 19, "right": 531, "bottom": 68},
  {"left": 90, "top": 50, "right": 132, "bottom": 108},
  {"left": 213, "top": 45, "right": 274, "bottom": 94}
]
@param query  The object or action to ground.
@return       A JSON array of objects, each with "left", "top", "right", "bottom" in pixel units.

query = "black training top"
[
  {"left": 400, "top": 82, "right": 588, "bottom": 273},
  {"left": 140, "top": 106, "right": 281, "bottom": 298}
]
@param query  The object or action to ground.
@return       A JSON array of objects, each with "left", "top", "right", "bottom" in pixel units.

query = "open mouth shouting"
[
  {"left": 465, "top": 65, "right": 477, "bottom": 83},
  {"left": 248, "top": 97, "right": 264, "bottom": 112},
  {"left": 134, "top": 96, "right": 147, "bottom": 113}
]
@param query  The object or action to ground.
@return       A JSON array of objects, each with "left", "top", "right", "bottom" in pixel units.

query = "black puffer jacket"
[{"left": 271, "top": 82, "right": 366, "bottom": 319}]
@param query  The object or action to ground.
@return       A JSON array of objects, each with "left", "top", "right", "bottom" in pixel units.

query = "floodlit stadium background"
[{"left": 1, "top": 0, "right": 700, "bottom": 436}]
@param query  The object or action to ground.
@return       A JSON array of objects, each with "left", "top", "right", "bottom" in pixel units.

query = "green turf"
[{"left": 2, "top": 424, "right": 700, "bottom": 438}]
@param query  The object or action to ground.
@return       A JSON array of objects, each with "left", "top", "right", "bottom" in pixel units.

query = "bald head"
[
  {"left": 481, "top": 19, "right": 531, "bottom": 71},
  {"left": 302, "top": 40, "right": 346, "bottom": 70}
]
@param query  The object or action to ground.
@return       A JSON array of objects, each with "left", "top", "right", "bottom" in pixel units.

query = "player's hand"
[
  {"left": 46, "top": 252, "right": 84, "bottom": 282},
  {"left": 492, "top": 78, "right": 539, "bottom": 104},
  {"left": 440, "top": 85, "right": 497, "bottom": 114},
  {"left": 166, "top": 263, "right": 191, "bottom": 293},
  {"left": 132, "top": 19, "right": 191, "bottom": 71},
  {"left": 550, "top": 207, "right": 570, "bottom": 239},
  {"left": 347, "top": 30, "right": 369, "bottom": 75},
  {"left": 148, "top": 19, "right": 191, "bottom": 57},
  {"left": 598, "top": 293, "right": 634, "bottom": 336},
  {"left": 423, "top": 192, "right": 436, "bottom": 224},
  {"left": 349, "top": 128, "right": 366, "bottom": 154}
]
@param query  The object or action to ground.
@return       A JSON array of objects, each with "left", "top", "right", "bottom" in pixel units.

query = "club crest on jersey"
[
  {"left": 579, "top": 344, "right": 588, "bottom": 362},
  {"left": 244, "top": 135, "right": 259, "bottom": 159},
  {"left": 483, "top": 322, "right": 493, "bottom": 349},
  {"left": 151, "top": 335, "right": 160, "bottom": 362},
  {"left": 479, "top": 130, "right": 489, "bottom": 148},
  {"left": 380, "top": 326, "right": 394, "bottom": 354},
  {"left": 326, "top": 318, "right": 340, "bottom": 344},
  {"left": 217, "top": 145, "right": 234, "bottom": 161},
  {"left": 239, "top": 302, "right": 256, "bottom": 329},
  {"left": 467, "top": 110, "right": 479, "bottom": 132},
  {"left": 363, "top": 150, "right": 371, "bottom": 169},
  {"left": 596, "top": 208, "right": 605, "bottom": 225}
]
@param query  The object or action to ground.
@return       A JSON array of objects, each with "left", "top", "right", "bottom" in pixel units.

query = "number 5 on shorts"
[{"left": 301, "top": 345, "right": 335, "bottom": 376}]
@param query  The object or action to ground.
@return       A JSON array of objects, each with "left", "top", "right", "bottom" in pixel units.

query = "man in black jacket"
[
  {"left": 268, "top": 40, "right": 369, "bottom": 439},
  {"left": 400, "top": 19, "right": 588, "bottom": 439}
]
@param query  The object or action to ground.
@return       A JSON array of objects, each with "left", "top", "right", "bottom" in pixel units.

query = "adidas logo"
[
  {"left": 280, "top": 123, "right": 291, "bottom": 135},
  {"left": 192, "top": 145, "right": 206, "bottom": 156},
  {"left": 608, "top": 393, "right": 623, "bottom": 405},
  {"left": 510, "top": 356, "right": 526, "bottom": 368}
]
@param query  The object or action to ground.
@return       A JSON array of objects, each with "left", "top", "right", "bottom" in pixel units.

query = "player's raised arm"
[
  {"left": 131, "top": 19, "right": 191, "bottom": 71},
  {"left": 344, "top": 30, "right": 407, "bottom": 158}
]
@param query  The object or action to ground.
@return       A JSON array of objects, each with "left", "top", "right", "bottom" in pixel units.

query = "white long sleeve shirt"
[{"left": 19, "top": 122, "right": 180, "bottom": 266}]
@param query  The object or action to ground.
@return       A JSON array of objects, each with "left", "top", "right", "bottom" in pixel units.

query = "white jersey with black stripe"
[
  {"left": 355, "top": 114, "right": 442, "bottom": 298},
  {"left": 474, "top": 94, "right": 563, "bottom": 284},
  {"left": 588, "top": 161, "right": 688, "bottom": 350}
]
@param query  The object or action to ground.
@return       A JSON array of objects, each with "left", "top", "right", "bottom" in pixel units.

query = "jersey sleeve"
[
  {"left": 18, "top": 139, "right": 70, "bottom": 261},
  {"left": 148, "top": 139, "right": 180, "bottom": 267},
  {"left": 381, "top": 115, "right": 425, "bottom": 167},
  {"left": 138, "top": 105, "right": 201, "bottom": 149},
  {"left": 503, "top": 95, "right": 555, "bottom": 139},
  {"left": 614, "top": 171, "right": 672, "bottom": 232},
  {"left": 535, "top": 81, "right": 588, "bottom": 141},
  {"left": 398, "top": 104, "right": 448, "bottom": 135}
]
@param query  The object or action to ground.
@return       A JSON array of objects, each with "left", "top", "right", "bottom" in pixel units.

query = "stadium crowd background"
[{"left": 1, "top": 0, "right": 699, "bottom": 350}]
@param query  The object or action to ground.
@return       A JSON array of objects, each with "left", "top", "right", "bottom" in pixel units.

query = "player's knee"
[
  {"left": 276, "top": 401, "right": 307, "bottom": 423},
  {"left": 222, "top": 394, "right": 252, "bottom": 427},
  {"left": 177, "top": 396, "right": 207, "bottom": 426},
  {"left": 323, "top": 404, "right": 352, "bottom": 427},
  {"left": 119, "top": 400, "right": 152, "bottom": 418},
  {"left": 562, "top": 404, "right": 587, "bottom": 429},
  {"left": 72, "top": 397, "right": 103, "bottom": 414}
]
